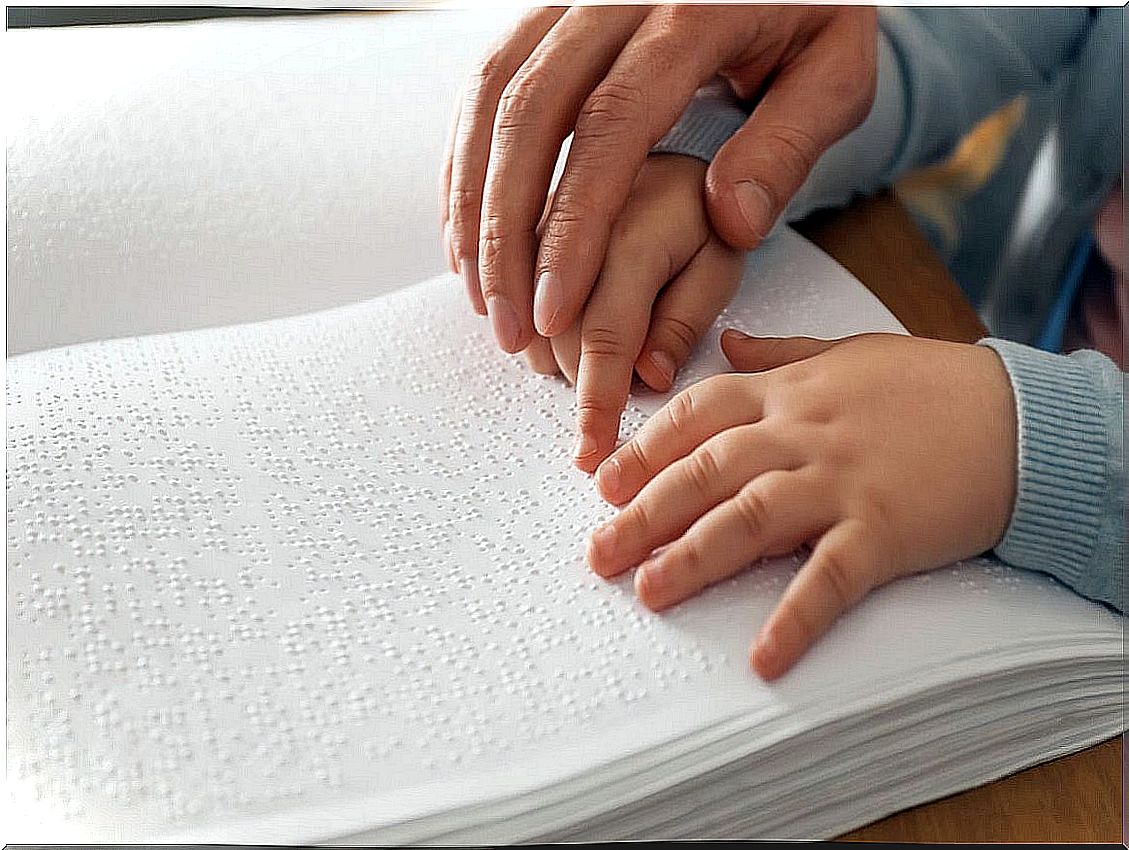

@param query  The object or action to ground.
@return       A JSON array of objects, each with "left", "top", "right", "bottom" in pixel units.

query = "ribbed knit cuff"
[
  {"left": 977, "top": 338, "right": 1110, "bottom": 595},
  {"left": 651, "top": 81, "right": 748, "bottom": 164}
]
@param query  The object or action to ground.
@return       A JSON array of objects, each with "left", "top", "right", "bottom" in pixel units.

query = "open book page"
[{"left": 6, "top": 229, "right": 1121, "bottom": 842}]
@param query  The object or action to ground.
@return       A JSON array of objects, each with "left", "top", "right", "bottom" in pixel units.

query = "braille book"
[{"left": 6, "top": 229, "right": 1123, "bottom": 842}]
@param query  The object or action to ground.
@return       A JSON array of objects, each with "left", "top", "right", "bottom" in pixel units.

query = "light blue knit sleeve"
[{"left": 977, "top": 338, "right": 1125, "bottom": 612}]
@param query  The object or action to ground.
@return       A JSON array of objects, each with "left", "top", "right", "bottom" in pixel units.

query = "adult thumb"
[
  {"left": 704, "top": 120, "right": 822, "bottom": 251},
  {"left": 704, "top": 23, "right": 876, "bottom": 250}
]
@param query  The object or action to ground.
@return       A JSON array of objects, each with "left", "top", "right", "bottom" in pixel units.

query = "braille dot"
[{"left": 4, "top": 277, "right": 826, "bottom": 838}]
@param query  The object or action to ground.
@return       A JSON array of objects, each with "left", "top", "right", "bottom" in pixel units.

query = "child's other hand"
[
  {"left": 542, "top": 154, "right": 745, "bottom": 474},
  {"left": 586, "top": 332, "right": 1018, "bottom": 681}
]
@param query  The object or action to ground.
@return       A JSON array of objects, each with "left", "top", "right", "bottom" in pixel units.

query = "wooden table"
[{"left": 793, "top": 190, "right": 1124, "bottom": 843}]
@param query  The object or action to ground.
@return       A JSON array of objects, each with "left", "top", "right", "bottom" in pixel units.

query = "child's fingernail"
[
  {"left": 533, "top": 271, "right": 563, "bottom": 336},
  {"left": 589, "top": 522, "right": 617, "bottom": 559},
  {"left": 486, "top": 294, "right": 522, "bottom": 352},
  {"left": 752, "top": 629, "right": 776, "bottom": 673},
  {"left": 733, "top": 180, "right": 773, "bottom": 240},
  {"left": 634, "top": 563, "right": 651, "bottom": 596},
  {"left": 721, "top": 328, "right": 751, "bottom": 342},
  {"left": 648, "top": 350, "right": 675, "bottom": 386},
  {"left": 635, "top": 560, "right": 671, "bottom": 610},
  {"left": 596, "top": 457, "right": 622, "bottom": 497},
  {"left": 573, "top": 432, "right": 598, "bottom": 461}
]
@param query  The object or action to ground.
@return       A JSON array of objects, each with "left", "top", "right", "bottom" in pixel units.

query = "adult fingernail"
[
  {"left": 459, "top": 258, "right": 486, "bottom": 316},
  {"left": 486, "top": 295, "right": 522, "bottom": 352},
  {"left": 573, "top": 431, "right": 598, "bottom": 461},
  {"left": 533, "top": 271, "right": 563, "bottom": 336},
  {"left": 733, "top": 180, "right": 774, "bottom": 241},
  {"left": 648, "top": 350, "right": 675, "bottom": 386},
  {"left": 721, "top": 328, "right": 752, "bottom": 342},
  {"left": 443, "top": 224, "right": 455, "bottom": 273}
]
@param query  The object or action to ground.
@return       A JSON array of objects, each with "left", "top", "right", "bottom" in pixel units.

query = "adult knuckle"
[
  {"left": 763, "top": 123, "right": 820, "bottom": 185},
  {"left": 470, "top": 49, "right": 508, "bottom": 94},
  {"left": 579, "top": 80, "right": 647, "bottom": 136},
  {"left": 658, "top": 3, "right": 704, "bottom": 28},
  {"left": 448, "top": 185, "right": 480, "bottom": 227},
  {"left": 539, "top": 204, "right": 590, "bottom": 252},
  {"left": 478, "top": 225, "right": 508, "bottom": 260},
  {"left": 497, "top": 70, "right": 548, "bottom": 128},
  {"left": 477, "top": 225, "right": 530, "bottom": 295},
  {"left": 463, "top": 57, "right": 507, "bottom": 119}
]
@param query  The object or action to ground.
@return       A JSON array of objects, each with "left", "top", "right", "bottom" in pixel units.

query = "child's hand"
[
  {"left": 543, "top": 154, "right": 745, "bottom": 473},
  {"left": 586, "top": 331, "right": 1018, "bottom": 680}
]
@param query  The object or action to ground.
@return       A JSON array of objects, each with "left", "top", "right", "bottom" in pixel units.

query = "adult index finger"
[
  {"left": 532, "top": 8, "right": 721, "bottom": 340},
  {"left": 477, "top": 5, "right": 649, "bottom": 353}
]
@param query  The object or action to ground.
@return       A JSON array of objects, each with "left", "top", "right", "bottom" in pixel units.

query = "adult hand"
[
  {"left": 586, "top": 332, "right": 1018, "bottom": 680},
  {"left": 439, "top": 4, "right": 877, "bottom": 360},
  {"left": 546, "top": 153, "right": 745, "bottom": 471}
]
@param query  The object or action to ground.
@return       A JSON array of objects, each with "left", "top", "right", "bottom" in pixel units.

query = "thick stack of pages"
[{"left": 6, "top": 231, "right": 1123, "bottom": 842}]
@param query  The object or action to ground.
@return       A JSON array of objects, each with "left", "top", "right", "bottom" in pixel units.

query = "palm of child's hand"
[
  {"left": 539, "top": 154, "right": 745, "bottom": 473},
  {"left": 586, "top": 332, "right": 1018, "bottom": 681}
]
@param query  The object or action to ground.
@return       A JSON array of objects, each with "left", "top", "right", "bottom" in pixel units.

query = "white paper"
[{"left": 6, "top": 230, "right": 1122, "bottom": 843}]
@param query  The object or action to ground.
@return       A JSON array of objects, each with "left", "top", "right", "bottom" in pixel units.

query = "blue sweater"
[{"left": 654, "top": 8, "right": 1125, "bottom": 612}]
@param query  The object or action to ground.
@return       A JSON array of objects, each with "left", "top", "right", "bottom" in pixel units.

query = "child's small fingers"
[
  {"left": 588, "top": 424, "right": 795, "bottom": 578},
  {"left": 636, "top": 237, "right": 745, "bottom": 392},
  {"left": 574, "top": 317, "right": 646, "bottom": 473},
  {"left": 572, "top": 243, "right": 675, "bottom": 472},
  {"left": 595, "top": 373, "right": 762, "bottom": 506},
  {"left": 751, "top": 520, "right": 879, "bottom": 681},
  {"left": 524, "top": 334, "right": 560, "bottom": 377},
  {"left": 634, "top": 469, "right": 833, "bottom": 612}
]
